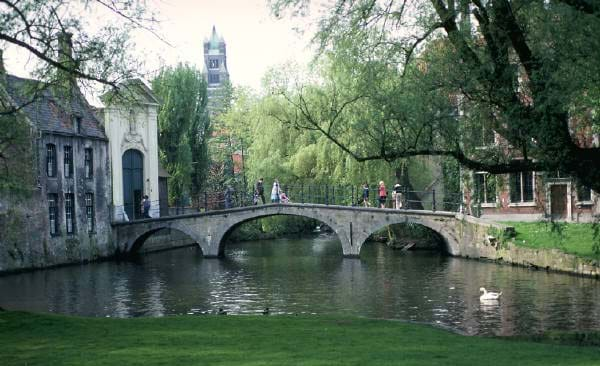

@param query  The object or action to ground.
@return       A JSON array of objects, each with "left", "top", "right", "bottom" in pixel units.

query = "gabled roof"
[
  {"left": 3, "top": 74, "right": 107, "bottom": 140},
  {"left": 101, "top": 78, "right": 159, "bottom": 106}
]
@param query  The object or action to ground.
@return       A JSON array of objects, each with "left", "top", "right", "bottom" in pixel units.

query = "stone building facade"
[
  {"left": 463, "top": 133, "right": 598, "bottom": 222},
  {"left": 98, "top": 79, "right": 161, "bottom": 221},
  {"left": 0, "top": 71, "right": 113, "bottom": 272}
]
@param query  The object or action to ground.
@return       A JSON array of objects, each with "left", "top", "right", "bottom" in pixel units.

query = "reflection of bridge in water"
[{"left": 113, "top": 203, "right": 503, "bottom": 258}]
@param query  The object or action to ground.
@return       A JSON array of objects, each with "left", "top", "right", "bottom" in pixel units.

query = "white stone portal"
[{"left": 100, "top": 79, "right": 160, "bottom": 221}]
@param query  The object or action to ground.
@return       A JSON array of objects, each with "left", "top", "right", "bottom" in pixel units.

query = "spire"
[{"left": 209, "top": 26, "right": 221, "bottom": 50}]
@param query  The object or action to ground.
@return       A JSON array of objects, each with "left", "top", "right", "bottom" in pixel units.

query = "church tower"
[{"left": 203, "top": 26, "right": 230, "bottom": 114}]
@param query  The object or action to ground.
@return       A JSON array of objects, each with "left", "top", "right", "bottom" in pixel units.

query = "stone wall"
[
  {"left": 452, "top": 216, "right": 600, "bottom": 278},
  {"left": 0, "top": 134, "right": 114, "bottom": 273}
]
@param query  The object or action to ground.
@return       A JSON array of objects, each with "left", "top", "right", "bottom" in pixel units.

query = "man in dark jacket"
[{"left": 256, "top": 178, "right": 266, "bottom": 204}]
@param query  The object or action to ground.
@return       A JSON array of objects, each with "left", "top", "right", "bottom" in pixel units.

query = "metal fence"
[{"left": 113, "top": 185, "right": 464, "bottom": 222}]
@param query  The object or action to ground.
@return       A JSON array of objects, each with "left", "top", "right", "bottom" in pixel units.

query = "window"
[
  {"left": 64, "top": 146, "right": 73, "bottom": 178},
  {"left": 65, "top": 193, "right": 75, "bottom": 234},
  {"left": 577, "top": 184, "right": 592, "bottom": 203},
  {"left": 73, "top": 116, "right": 82, "bottom": 134},
  {"left": 85, "top": 193, "right": 94, "bottom": 233},
  {"left": 129, "top": 109, "right": 136, "bottom": 134},
  {"left": 510, "top": 171, "right": 534, "bottom": 203},
  {"left": 208, "top": 73, "right": 220, "bottom": 84},
  {"left": 474, "top": 173, "right": 496, "bottom": 204},
  {"left": 84, "top": 148, "right": 93, "bottom": 179},
  {"left": 209, "top": 59, "right": 219, "bottom": 69},
  {"left": 48, "top": 194, "right": 59, "bottom": 235},
  {"left": 482, "top": 127, "right": 495, "bottom": 146},
  {"left": 46, "top": 144, "right": 56, "bottom": 177}
]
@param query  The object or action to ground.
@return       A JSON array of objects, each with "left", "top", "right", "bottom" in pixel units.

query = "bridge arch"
[
  {"left": 353, "top": 217, "right": 460, "bottom": 255},
  {"left": 216, "top": 213, "right": 344, "bottom": 256},
  {"left": 126, "top": 222, "right": 209, "bottom": 256}
]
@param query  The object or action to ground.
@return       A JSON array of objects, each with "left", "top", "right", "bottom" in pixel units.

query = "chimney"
[
  {"left": 57, "top": 32, "right": 77, "bottom": 91},
  {"left": 0, "top": 49, "right": 6, "bottom": 83}
]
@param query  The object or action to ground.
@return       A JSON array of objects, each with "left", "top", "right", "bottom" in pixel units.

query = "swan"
[{"left": 479, "top": 287, "right": 502, "bottom": 301}]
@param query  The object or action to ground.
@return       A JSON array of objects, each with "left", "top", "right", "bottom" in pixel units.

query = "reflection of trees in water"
[{"left": 1, "top": 242, "right": 600, "bottom": 335}]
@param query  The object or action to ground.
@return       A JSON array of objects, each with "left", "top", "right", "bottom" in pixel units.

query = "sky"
[
  {"left": 146, "top": 0, "right": 317, "bottom": 90},
  {"left": 3, "top": 0, "right": 317, "bottom": 93}
]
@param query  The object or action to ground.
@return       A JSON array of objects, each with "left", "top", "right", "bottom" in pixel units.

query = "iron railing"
[{"left": 113, "top": 185, "right": 464, "bottom": 222}]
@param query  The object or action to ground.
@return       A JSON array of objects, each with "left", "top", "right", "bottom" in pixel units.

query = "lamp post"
[{"left": 241, "top": 137, "right": 247, "bottom": 197}]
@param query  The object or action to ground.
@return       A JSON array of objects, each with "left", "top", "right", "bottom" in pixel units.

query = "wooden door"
[
  {"left": 550, "top": 185, "right": 568, "bottom": 220},
  {"left": 122, "top": 149, "right": 144, "bottom": 220}
]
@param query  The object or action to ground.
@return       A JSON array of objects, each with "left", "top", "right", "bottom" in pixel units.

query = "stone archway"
[
  {"left": 352, "top": 216, "right": 460, "bottom": 256},
  {"left": 208, "top": 212, "right": 347, "bottom": 257},
  {"left": 127, "top": 224, "right": 208, "bottom": 255}
]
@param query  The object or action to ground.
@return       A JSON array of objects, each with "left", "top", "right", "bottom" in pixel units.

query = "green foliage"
[
  {"left": 1, "top": 1, "right": 154, "bottom": 92},
  {"left": 270, "top": 0, "right": 600, "bottom": 193},
  {"left": 220, "top": 81, "right": 438, "bottom": 195},
  {"left": 0, "top": 114, "right": 34, "bottom": 196},
  {"left": 152, "top": 64, "right": 210, "bottom": 204},
  {"left": 2, "top": 311, "right": 600, "bottom": 365}
]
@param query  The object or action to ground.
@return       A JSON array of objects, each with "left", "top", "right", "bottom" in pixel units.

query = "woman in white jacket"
[{"left": 271, "top": 180, "right": 280, "bottom": 203}]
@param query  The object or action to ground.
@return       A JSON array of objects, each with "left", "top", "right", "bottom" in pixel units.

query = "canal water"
[{"left": 1, "top": 234, "right": 599, "bottom": 336}]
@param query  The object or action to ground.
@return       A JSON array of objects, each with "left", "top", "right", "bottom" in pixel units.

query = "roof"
[
  {"left": 158, "top": 164, "right": 171, "bottom": 178},
  {"left": 208, "top": 26, "right": 224, "bottom": 50},
  {"left": 3, "top": 74, "right": 107, "bottom": 140},
  {"left": 101, "top": 78, "right": 160, "bottom": 106}
]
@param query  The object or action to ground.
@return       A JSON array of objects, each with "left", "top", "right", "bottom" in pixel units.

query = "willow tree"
[
  {"left": 271, "top": 0, "right": 600, "bottom": 193},
  {"left": 152, "top": 64, "right": 211, "bottom": 204}
]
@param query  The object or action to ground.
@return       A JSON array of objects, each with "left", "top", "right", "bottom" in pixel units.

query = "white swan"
[{"left": 479, "top": 287, "right": 502, "bottom": 301}]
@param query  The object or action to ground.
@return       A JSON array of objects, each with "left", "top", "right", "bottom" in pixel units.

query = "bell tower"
[{"left": 203, "top": 26, "right": 230, "bottom": 114}]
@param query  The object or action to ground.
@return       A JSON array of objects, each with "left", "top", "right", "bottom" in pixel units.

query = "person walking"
[
  {"left": 378, "top": 181, "right": 387, "bottom": 208},
  {"left": 224, "top": 186, "right": 234, "bottom": 209},
  {"left": 141, "top": 195, "right": 151, "bottom": 218},
  {"left": 271, "top": 180, "right": 281, "bottom": 203},
  {"left": 393, "top": 183, "right": 403, "bottom": 210},
  {"left": 256, "top": 178, "right": 266, "bottom": 204},
  {"left": 362, "top": 182, "right": 370, "bottom": 207}
]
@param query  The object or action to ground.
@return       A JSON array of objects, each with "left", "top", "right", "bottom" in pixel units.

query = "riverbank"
[
  {"left": 0, "top": 311, "right": 598, "bottom": 365},
  {"left": 473, "top": 221, "right": 600, "bottom": 278},
  {"left": 509, "top": 222, "right": 599, "bottom": 259}
]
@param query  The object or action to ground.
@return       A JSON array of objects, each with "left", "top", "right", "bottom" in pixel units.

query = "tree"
[
  {"left": 0, "top": 0, "right": 157, "bottom": 97},
  {"left": 0, "top": 0, "right": 158, "bottom": 193},
  {"left": 271, "top": 0, "right": 600, "bottom": 193},
  {"left": 152, "top": 64, "right": 211, "bottom": 204}
]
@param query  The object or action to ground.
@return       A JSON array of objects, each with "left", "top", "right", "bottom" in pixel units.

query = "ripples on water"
[{"left": 1, "top": 234, "right": 599, "bottom": 336}]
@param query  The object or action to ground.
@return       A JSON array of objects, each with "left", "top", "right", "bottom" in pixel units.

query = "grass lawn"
[
  {"left": 507, "top": 222, "right": 599, "bottom": 259},
  {"left": 1, "top": 311, "right": 599, "bottom": 366}
]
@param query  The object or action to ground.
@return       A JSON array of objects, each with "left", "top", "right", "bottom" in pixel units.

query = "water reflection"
[{"left": 0, "top": 234, "right": 599, "bottom": 336}]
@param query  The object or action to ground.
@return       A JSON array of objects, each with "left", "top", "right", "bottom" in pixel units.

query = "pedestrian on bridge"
[
  {"left": 256, "top": 178, "right": 266, "bottom": 204},
  {"left": 224, "top": 186, "right": 234, "bottom": 209},
  {"left": 141, "top": 195, "right": 151, "bottom": 218},
  {"left": 362, "top": 182, "right": 370, "bottom": 207},
  {"left": 393, "top": 183, "right": 403, "bottom": 210},
  {"left": 378, "top": 181, "right": 387, "bottom": 208},
  {"left": 271, "top": 180, "right": 281, "bottom": 203}
]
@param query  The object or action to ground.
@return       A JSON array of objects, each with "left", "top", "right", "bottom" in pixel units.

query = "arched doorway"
[{"left": 122, "top": 149, "right": 144, "bottom": 220}]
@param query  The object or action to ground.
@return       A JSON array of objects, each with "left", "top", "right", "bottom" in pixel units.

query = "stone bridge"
[{"left": 112, "top": 203, "right": 504, "bottom": 258}]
